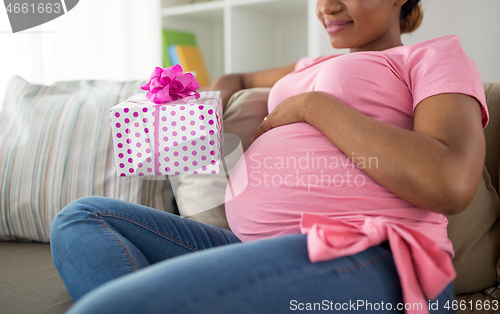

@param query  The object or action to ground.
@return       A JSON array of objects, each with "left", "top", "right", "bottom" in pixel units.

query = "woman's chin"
[
  {"left": 328, "top": 38, "right": 350, "bottom": 50},
  {"left": 326, "top": 35, "right": 354, "bottom": 49}
]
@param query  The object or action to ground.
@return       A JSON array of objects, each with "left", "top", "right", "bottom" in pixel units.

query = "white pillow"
[
  {"left": 171, "top": 88, "right": 271, "bottom": 229},
  {"left": 0, "top": 76, "right": 174, "bottom": 242}
]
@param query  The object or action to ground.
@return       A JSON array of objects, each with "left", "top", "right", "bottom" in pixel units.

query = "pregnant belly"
[{"left": 224, "top": 123, "right": 431, "bottom": 242}]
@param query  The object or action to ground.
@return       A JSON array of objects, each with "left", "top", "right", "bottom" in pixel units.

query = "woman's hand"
[{"left": 250, "top": 92, "right": 317, "bottom": 142}]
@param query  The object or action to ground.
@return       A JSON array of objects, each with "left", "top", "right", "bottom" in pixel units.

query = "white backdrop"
[
  {"left": 0, "top": 0, "right": 162, "bottom": 104},
  {"left": 316, "top": 0, "right": 500, "bottom": 83}
]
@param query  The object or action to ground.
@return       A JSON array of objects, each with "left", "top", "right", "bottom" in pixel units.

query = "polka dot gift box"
[
  {"left": 109, "top": 65, "right": 223, "bottom": 177},
  {"left": 110, "top": 91, "right": 223, "bottom": 177}
]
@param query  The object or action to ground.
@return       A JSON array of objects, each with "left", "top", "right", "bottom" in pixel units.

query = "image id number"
[
  {"left": 445, "top": 299, "right": 499, "bottom": 311},
  {"left": 6, "top": 2, "right": 61, "bottom": 14}
]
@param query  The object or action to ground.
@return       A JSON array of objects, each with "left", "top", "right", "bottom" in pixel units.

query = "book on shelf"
[
  {"left": 168, "top": 45, "right": 181, "bottom": 66},
  {"left": 168, "top": 44, "right": 211, "bottom": 88},
  {"left": 162, "top": 29, "right": 197, "bottom": 68}
]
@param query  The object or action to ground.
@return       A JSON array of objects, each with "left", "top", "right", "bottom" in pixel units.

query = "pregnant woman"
[{"left": 51, "top": 0, "right": 488, "bottom": 313}]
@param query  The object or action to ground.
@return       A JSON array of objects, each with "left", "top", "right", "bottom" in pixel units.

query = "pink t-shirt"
[
  {"left": 226, "top": 35, "right": 487, "bottom": 243},
  {"left": 224, "top": 35, "right": 488, "bottom": 312}
]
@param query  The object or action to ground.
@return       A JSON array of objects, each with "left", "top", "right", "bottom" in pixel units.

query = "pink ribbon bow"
[
  {"left": 300, "top": 213, "right": 456, "bottom": 314},
  {"left": 141, "top": 64, "right": 201, "bottom": 104},
  {"left": 136, "top": 65, "right": 202, "bottom": 175}
]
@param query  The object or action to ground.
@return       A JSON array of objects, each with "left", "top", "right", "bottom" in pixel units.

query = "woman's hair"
[{"left": 400, "top": 0, "right": 423, "bottom": 33}]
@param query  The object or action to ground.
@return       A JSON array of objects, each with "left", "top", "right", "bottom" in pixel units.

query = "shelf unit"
[{"left": 161, "top": 0, "right": 331, "bottom": 83}]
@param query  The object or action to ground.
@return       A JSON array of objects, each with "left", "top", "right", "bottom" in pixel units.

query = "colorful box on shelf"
[{"left": 109, "top": 90, "right": 223, "bottom": 177}]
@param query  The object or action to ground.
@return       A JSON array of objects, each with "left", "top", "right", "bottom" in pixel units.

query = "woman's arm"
[
  {"left": 307, "top": 92, "right": 485, "bottom": 215},
  {"left": 209, "top": 62, "right": 296, "bottom": 111},
  {"left": 251, "top": 92, "right": 485, "bottom": 215}
]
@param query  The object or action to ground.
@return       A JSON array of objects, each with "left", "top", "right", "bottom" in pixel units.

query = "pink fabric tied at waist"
[{"left": 300, "top": 213, "right": 456, "bottom": 314}]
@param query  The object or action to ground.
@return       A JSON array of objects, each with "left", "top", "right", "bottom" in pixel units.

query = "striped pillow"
[{"left": 0, "top": 76, "right": 174, "bottom": 242}]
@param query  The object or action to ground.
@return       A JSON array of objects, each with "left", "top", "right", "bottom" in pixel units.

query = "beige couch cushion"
[
  {"left": 0, "top": 242, "right": 74, "bottom": 313},
  {"left": 446, "top": 167, "right": 500, "bottom": 294},
  {"left": 483, "top": 82, "right": 500, "bottom": 193},
  {"left": 455, "top": 292, "right": 498, "bottom": 314},
  {"left": 174, "top": 88, "right": 270, "bottom": 229}
]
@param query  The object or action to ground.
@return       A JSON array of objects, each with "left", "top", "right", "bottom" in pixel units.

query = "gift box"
[{"left": 109, "top": 91, "right": 223, "bottom": 177}]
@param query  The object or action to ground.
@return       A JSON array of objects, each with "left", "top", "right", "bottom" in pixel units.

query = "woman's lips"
[{"left": 324, "top": 20, "right": 353, "bottom": 34}]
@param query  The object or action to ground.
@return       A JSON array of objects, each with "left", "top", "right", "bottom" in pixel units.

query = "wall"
[{"left": 0, "top": 0, "right": 162, "bottom": 106}]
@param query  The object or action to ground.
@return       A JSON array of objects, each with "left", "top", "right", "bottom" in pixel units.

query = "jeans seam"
[
  {"left": 336, "top": 250, "right": 392, "bottom": 273},
  {"left": 221, "top": 230, "right": 237, "bottom": 244},
  {"left": 95, "top": 210, "right": 200, "bottom": 253},
  {"left": 97, "top": 218, "right": 138, "bottom": 272},
  {"left": 444, "top": 282, "right": 454, "bottom": 301}
]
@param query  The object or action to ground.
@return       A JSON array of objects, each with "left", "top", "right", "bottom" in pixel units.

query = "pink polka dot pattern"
[{"left": 110, "top": 92, "right": 223, "bottom": 176}]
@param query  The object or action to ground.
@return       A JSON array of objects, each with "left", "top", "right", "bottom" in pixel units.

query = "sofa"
[{"left": 0, "top": 77, "right": 499, "bottom": 314}]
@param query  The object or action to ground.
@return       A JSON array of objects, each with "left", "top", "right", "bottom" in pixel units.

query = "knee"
[
  {"left": 50, "top": 196, "right": 105, "bottom": 241},
  {"left": 50, "top": 196, "right": 108, "bottom": 262}
]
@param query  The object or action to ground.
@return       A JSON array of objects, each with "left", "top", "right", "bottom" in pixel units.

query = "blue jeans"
[{"left": 50, "top": 196, "right": 454, "bottom": 313}]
